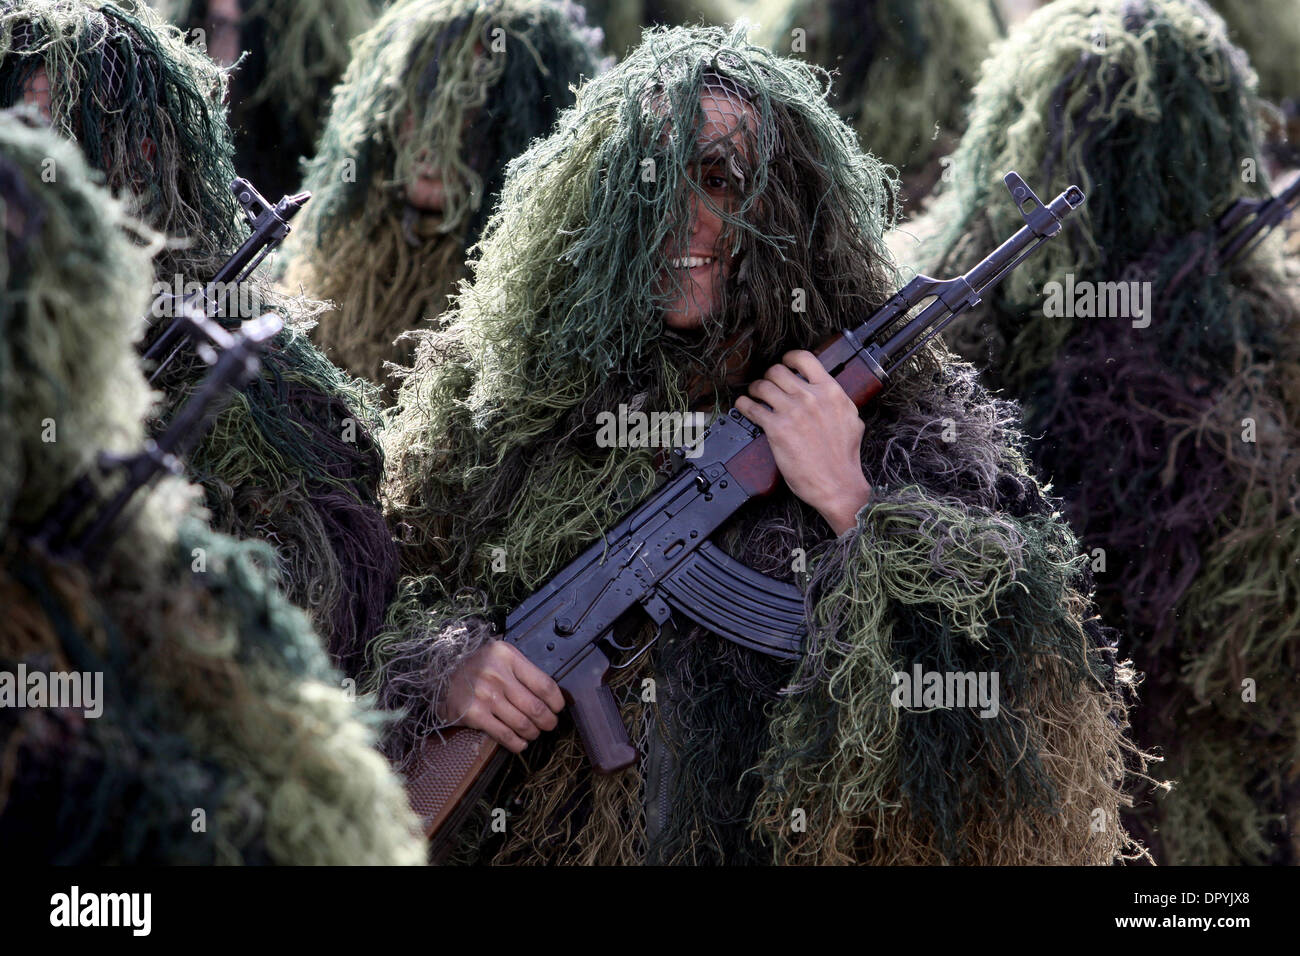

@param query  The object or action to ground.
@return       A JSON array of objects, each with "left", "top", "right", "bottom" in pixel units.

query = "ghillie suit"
[
  {"left": 279, "top": 0, "right": 604, "bottom": 392},
  {"left": 0, "top": 111, "right": 424, "bottom": 864},
  {"left": 157, "top": 0, "right": 383, "bottom": 199},
  {"left": 916, "top": 0, "right": 1300, "bottom": 865},
  {"left": 0, "top": 0, "right": 399, "bottom": 674},
  {"left": 579, "top": 0, "right": 734, "bottom": 58},
  {"left": 371, "top": 25, "right": 1148, "bottom": 865},
  {"left": 756, "top": 0, "right": 1004, "bottom": 208},
  {"left": 0, "top": 0, "right": 242, "bottom": 277}
]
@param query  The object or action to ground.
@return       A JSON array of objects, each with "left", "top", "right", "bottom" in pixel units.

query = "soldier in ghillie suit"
[
  {"left": 0, "top": 111, "right": 424, "bottom": 863},
  {"left": 156, "top": 0, "right": 382, "bottom": 199},
  {"left": 370, "top": 25, "right": 1148, "bottom": 865},
  {"left": 279, "top": 0, "right": 604, "bottom": 393},
  {"left": 757, "top": 0, "right": 1003, "bottom": 208},
  {"left": 0, "top": 0, "right": 399, "bottom": 676},
  {"left": 912, "top": 0, "right": 1300, "bottom": 865}
]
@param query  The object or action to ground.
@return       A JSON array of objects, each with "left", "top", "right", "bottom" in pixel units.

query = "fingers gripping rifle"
[
  {"left": 30, "top": 307, "right": 284, "bottom": 570},
  {"left": 142, "top": 178, "right": 309, "bottom": 384},
  {"left": 1215, "top": 174, "right": 1300, "bottom": 267},
  {"left": 410, "top": 173, "right": 1086, "bottom": 854}
]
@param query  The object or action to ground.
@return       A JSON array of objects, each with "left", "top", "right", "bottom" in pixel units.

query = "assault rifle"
[
  {"left": 142, "top": 178, "right": 309, "bottom": 383},
  {"left": 1215, "top": 173, "right": 1300, "bottom": 267},
  {"left": 409, "top": 172, "right": 1086, "bottom": 854},
  {"left": 32, "top": 176, "right": 305, "bottom": 568},
  {"left": 30, "top": 306, "right": 283, "bottom": 569}
]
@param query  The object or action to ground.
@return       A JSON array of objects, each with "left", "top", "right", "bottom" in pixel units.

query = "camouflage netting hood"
[
  {"left": 0, "top": 0, "right": 243, "bottom": 277},
  {"left": 915, "top": 0, "right": 1300, "bottom": 864},
  {"left": 0, "top": 0, "right": 400, "bottom": 675},
  {"left": 756, "top": 0, "right": 1004, "bottom": 199},
  {"left": 280, "top": 0, "right": 604, "bottom": 390},
  {"left": 0, "top": 111, "right": 424, "bottom": 863},
  {"left": 373, "top": 25, "right": 1147, "bottom": 865},
  {"left": 157, "top": 0, "right": 383, "bottom": 198}
]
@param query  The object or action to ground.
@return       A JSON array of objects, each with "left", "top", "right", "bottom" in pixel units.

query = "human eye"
[{"left": 698, "top": 160, "right": 731, "bottom": 195}]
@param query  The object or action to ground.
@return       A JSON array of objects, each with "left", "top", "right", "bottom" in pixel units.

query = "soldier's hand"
[
  {"left": 734, "top": 350, "right": 872, "bottom": 535},
  {"left": 437, "top": 640, "right": 565, "bottom": 753}
]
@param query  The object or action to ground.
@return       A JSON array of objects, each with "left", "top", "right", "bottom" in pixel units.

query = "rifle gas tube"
[{"left": 411, "top": 172, "right": 1086, "bottom": 856}]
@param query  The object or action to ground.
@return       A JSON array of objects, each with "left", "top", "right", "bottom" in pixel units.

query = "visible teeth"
[{"left": 670, "top": 256, "right": 715, "bottom": 269}]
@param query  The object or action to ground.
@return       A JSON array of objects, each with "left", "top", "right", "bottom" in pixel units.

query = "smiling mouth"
[{"left": 669, "top": 255, "right": 716, "bottom": 269}]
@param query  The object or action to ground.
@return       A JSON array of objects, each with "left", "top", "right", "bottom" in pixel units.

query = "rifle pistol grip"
[{"left": 558, "top": 643, "right": 637, "bottom": 773}]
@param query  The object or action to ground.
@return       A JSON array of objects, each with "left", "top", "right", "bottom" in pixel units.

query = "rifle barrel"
[{"left": 866, "top": 181, "right": 1085, "bottom": 374}]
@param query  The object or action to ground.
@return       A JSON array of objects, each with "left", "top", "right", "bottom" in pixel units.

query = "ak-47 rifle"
[
  {"left": 1215, "top": 173, "right": 1300, "bottom": 267},
  {"left": 408, "top": 172, "right": 1086, "bottom": 855},
  {"left": 30, "top": 307, "right": 284, "bottom": 569},
  {"left": 142, "top": 178, "right": 309, "bottom": 383},
  {"left": 29, "top": 177, "right": 309, "bottom": 568}
]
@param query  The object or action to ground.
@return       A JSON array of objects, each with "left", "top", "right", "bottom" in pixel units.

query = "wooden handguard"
[
  {"left": 726, "top": 346, "right": 886, "bottom": 498},
  {"left": 406, "top": 728, "right": 501, "bottom": 839}
]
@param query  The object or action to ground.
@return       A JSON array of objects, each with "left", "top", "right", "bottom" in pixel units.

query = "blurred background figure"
[
  {"left": 753, "top": 0, "right": 1005, "bottom": 209},
  {"left": 1, "top": 0, "right": 399, "bottom": 677},
  {"left": 906, "top": 0, "right": 1300, "bottom": 865},
  {"left": 1211, "top": 0, "right": 1300, "bottom": 263},
  {"left": 279, "top": 0, "right": 604, "bottom": 393},
  {"left": 579, "top": 0, "right": 734, "bottom": 57},
  {"left": 157, "top": 0, "right": 383, "bottom": 198}
]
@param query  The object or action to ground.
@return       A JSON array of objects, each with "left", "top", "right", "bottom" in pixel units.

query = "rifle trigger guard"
[
  {"left": 609, "top": 630, "right": 660, "bottom": 671},
  {"left": 607, "top": 593, "right": 672, "bottom": 668}
]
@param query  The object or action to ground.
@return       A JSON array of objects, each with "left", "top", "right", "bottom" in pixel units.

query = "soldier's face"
[
  {"left": 659, "top": 89, "right": 755, "bottom": 331},
  {"left": 18, "top": 62, "right": 157, "bottom": 170},
  {"left": 403, "top": 39, "right": 486, "bottom": 215},
  {"left": 20, "top": 65, "right": 53, "bottom": 123},
  {"left": 404, "top": 107, "right": 448, "bottom": 214}
]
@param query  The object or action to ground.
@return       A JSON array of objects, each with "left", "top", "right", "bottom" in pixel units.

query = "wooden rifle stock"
[
  {"left": 726, "top": 342, "right": 887, "bottom": 497},
  {"left": 409, "top": 729, "right": 504, "bottom": 850}
]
